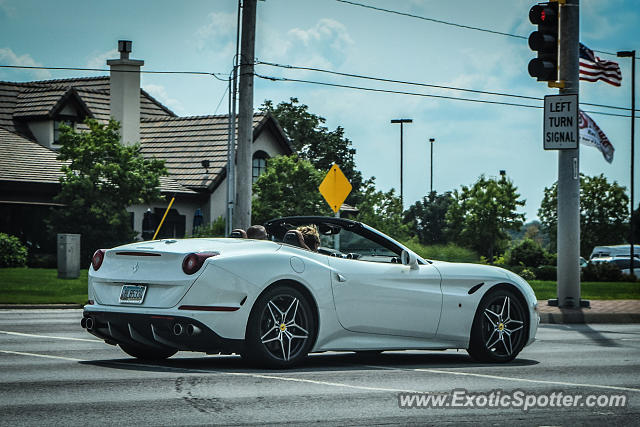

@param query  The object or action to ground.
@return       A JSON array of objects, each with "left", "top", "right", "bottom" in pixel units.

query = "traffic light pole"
[{"left": 556, "top": 0, "right": 583, "bottom": 308}]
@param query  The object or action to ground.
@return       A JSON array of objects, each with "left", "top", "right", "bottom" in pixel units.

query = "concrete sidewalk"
[{"left": 538, "top": 299, "right": 640, "bottom": 324}]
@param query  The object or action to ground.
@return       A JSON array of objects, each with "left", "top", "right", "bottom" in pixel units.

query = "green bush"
[
  {"left": 0, "top": 233, "right": 28, "bottom": 267},
  {"left": 402, "top": 240, "right": 479, "bottom": 263},
  {"left": 508, "top": 239, "right": 547, "bottom": 267},
  {"left": 535, "top": 265, "right": 557, "bottom": 281},
  {"left": 519, "top": 268, "right": 536, "bottom": 281},
  {"left": 192, "top": 216, "right": 226, "bottom": 237},
  {"left": 27, "top": 253, "right": 57, "bottom": 269},
  {"left": 582, "top": 262, "right": 623, "bottom": 282}
]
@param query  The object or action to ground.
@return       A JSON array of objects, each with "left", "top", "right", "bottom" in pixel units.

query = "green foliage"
[
  {"left": 260, "top": 98, "right": 363, "bottom": 203},
  {"left": 0, "top": 233, "right": 28, "bottom": 267},
  {"left": 519, "top": 268, "right": 536, "bottom": 281},
  {"left": 192, "top": 216, "right": 226, "bottom": 237},
  {"left": 529, "top": 280, "right": 640, "bottom": 300},
  {"left": 402, "top": 239, "right": 479, "bottom": 263},
  {"left": 446, "top": 175, "right": 526, "bottom": 261},
  {"left": 582, "top": 262, "right": 623, "bottom": 282},
  {"left": 252, "top": 156, "right": 331, "bottom": 224},
  {"left": 508, "top": 239, "right": 547, "bottom": 267},
  {"left": 48, "top": 119, "right": 167, "bottom": 263},
  {"left": 354, "top": 178, "right": 409, "bottom": 240},
  {"left": 539, "top": 174, "right": 629, "bottom": 256},
  {"left": 403, "top": 191, "right": 453, "bottom": 245},
  {"left": 534, "top": 265, "right": 557, "bottom": 281}
]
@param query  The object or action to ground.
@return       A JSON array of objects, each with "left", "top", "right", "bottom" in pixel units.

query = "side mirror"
[{"left": 400, "top": 250, "right": 419, "bottom": 270}]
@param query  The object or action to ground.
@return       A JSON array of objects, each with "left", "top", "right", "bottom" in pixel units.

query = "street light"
[
  {"left": 617, "top": 50, "right": 636, "bottom": 277},
  {"left": 391, "top": 119, "right": 413, "bottom": 204},
  {"left": 429, "top": 138, "right": 435, "bottom": 194}
]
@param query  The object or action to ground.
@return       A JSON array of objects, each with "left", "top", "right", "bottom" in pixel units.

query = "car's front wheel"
[
  {"left": 119, "top": 344, "right": 177, "bottom": 360},
  {"left": 467, "top": 289, "right": 528, "bottom": 363},
  {"left": 244, "top": 285, "right": 316, "bottom": 368}
]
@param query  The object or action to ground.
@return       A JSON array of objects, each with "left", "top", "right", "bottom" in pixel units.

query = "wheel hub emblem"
[
  {"left": 497, "top": 323, "right": 504, "bottom": 331},
  {"left": 279, "top": 323, "right": 287, "bottom": 332}
]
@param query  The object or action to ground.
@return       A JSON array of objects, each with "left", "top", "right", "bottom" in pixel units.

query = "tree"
[
  {"left": 446, "top": 175, "right": 526, "bottom": 261},
  {"left": 49, "top": 119, "right": 167, "bottom": 263},
  {"left": 538, "top": 174, "right": 629, "bottom": 256},
  {"left": 260, "top": 98, "right": 363, "bottom": 203},
  {"left": 403, "top": 191, "right": 453, "bottom": 245},
  {"left": 252, "top": 155, "right": 331, "bottom": 225},
  {"left": 354, "top": 178, "right": 409, "bottom": 240}
]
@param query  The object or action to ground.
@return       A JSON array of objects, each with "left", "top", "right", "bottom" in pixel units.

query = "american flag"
[{"left": 579, "top": 43, "right": 622, "bottom": 86}]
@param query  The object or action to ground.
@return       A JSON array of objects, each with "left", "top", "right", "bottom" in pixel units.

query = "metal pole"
[
  {"left": 618, "top": 50, "right": 636, "bottom": 275},
  {"left": 391, "top": 119, "right": 412, "bottom": 206},
  {"left": 556, "top": 0, "right": 581, "bottom": 308},
  {"left": 235, "top": 0, "right": 257, "bottom": 230},
  {"left": 429, "top": 138, "right": 435, "bottom": 193}
]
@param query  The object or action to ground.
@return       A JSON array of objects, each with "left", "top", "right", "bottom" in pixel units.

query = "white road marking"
[
  {"left": 365, "top": 365, "right": 640, "bottom": 393},
  {"left": 0, "top": 330, "right": 99, "bottom": 343},
  {"left": 0, "top": 349, "right": 84, "bottom": 362}
]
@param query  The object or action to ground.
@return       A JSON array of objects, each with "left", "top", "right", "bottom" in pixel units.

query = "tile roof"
[
  {"left": 139, "top": 113, "right": 291, "bottom": 190},
  {"left": 0, "top": 127, "right": 65, "bottom": 184}
]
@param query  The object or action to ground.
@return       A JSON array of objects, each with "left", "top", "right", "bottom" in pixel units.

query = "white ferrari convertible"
[{"left": 82, "top": 216, "right": 539, "bottom": 368}]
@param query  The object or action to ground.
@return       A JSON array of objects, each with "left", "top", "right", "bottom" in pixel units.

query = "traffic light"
[{"left": 528, "top": 2, "right": 559, "bottom": 82}]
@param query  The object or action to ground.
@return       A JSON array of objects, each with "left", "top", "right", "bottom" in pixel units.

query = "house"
[{"left": 0, "top": 40, "right": 292, "bottom": 253}]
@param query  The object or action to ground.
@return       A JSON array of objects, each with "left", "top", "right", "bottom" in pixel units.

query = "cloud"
[
  {"left": 143, "top": 83, "right": 186, "bottom": 116},
  {"left": 194, "top": 11, "right": 236, "bottom": 57},
  {"left": 286, "top": 19, "right": 355, "bottom": 66},
  {"left": 0, "top": 47, "right": 50, "bottom": 79},
  {"left": 0, "top": 0, "right": 16, "bottom": 17},
  {"left": 85, "top": 49, "right": 118, "bottom": 70}
]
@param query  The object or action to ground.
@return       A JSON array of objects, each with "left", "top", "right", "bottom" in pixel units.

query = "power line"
[
  {"left": 255, "top": 73, "right": 638, "bottom": 119},
  {"left": 335, "top": 0, "right": 634, "bottom": 59},
  {"left": 256, "top": 60, "right": 631, "bottom": 112},
  {"left": 0, "top": 64, "right": 229, "bottom": 79}
]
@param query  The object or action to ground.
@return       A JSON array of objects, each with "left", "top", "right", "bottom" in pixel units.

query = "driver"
[{"left": 297, "top": 225, "right": 320, "bottom": 252}]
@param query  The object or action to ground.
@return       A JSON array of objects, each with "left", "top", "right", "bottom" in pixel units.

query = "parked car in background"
[
  {"left": 590, "top": 244, "right": 640, "bottom": 260},
  {"left": 589, "top": 256, "right": 640, "bottom": 275}
]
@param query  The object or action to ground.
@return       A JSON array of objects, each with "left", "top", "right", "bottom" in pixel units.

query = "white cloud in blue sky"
[{"left": 0, "top": 0, "right": 637, "bottom": 221}]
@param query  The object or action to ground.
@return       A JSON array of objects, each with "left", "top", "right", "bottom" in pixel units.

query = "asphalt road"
[{"left": 0, "top": 310, "right": 638, "bottom": 426}]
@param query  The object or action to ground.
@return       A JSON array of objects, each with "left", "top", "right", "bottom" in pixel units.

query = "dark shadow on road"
[
  {"left": 540, "top": 323, "right": 623, "bottom": 347},
  {"left": 80, "top": 350, "right": 539, "bottom": 375}
]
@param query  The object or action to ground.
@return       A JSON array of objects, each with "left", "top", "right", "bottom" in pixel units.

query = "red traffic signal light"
[{"left": 528, "top": 2, "right": 559, "bottom": 82}]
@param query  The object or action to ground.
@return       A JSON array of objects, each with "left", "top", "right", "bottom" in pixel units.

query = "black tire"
[
  {"left": 243, "top": 285, "right": 316, "bottom": 368},
  {"left": 119, "top": 344, "right": 177, "bottom": 360},
  {"left": 467, "top": 289, "right": 528, "bottom": 363}
]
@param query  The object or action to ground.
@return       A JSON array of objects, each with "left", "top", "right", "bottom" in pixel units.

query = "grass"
[
  {"left": 1, "top": 268, "right": 638, "bottom": 304},
  {"left": 529, "top": 280, "right": 640, "bottom": 300},
  {"left": 0, "top": 268, "right": 88, "bottom": 304},
  {"left": 402, "top": 241, "right": 480, "bottom": 263}
]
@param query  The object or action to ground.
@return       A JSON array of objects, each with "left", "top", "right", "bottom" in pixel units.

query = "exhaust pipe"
[
  {"left": 186, "top": 324, "right": 201, "bottom": 336},
  {"left": 85, "top": 317, "right": 94, "bottom": 331},
  {"left": 173, "top": 323, "right": 184, "bottom": 336},
  {"left": 80, "top": 317, "right": 87, "bottom": 328}
]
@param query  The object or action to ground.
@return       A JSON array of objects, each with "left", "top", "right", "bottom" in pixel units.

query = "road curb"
[
  {"left": 0, "top": 304, "right": 83, "bottom": 309},
  {"left": 540, "top": 312, "right": 640, "bottom": 324}
]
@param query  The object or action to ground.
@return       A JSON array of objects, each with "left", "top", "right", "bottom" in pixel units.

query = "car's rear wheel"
[
  {"left": 244, "top": 285, "right": 315, "bottom": 368},
  {"left": 119, "top": 344, "right": 177, "bottom": 360},
  {"left": 467, "top": 289, "right": 528, "bottom": 363}
]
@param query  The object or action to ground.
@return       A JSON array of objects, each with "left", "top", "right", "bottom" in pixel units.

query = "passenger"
[
  {"left": 247, "top": 225, "right": 267, "bottom": 240},
  {"left": 297, "top": 225, "right": 320, "bottom": 252}
]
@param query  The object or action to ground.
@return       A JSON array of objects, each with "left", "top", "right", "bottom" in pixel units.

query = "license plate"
[{"left": 119, "top": 284, "right": 147, "bottom": 304}]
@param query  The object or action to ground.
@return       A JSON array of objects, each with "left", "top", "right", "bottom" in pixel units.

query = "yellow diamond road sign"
[{"left": 319, "top": 164, "right": 352, "bottom": 213}]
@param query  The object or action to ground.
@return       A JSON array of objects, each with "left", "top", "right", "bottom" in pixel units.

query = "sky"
[{"left": 1, "top": 0, "right": 638, "bottom": 222}]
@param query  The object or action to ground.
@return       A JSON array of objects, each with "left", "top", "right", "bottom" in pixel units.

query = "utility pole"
[
  {"left": 556, "top": 0, "right": 582, "bottom": 308},
  {"left": 235, "top": 0, "right": 257, "bottom": 230},
  {"left": 429, "top": 137, "right": 435, "bottom": 193},
  {"left": 226, "top": 0, "right": 242, "bottom": 236},
  {"left": 391, "top": 118, "right": 412, "bottom": 205}
]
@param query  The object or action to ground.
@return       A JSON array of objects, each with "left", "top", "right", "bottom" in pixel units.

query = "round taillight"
[
  {"left": 92, "top": 249, "right": 106, "bottom": 271},
  {"left": 182, "top": 252, "right": 218, "bottom": 275}
]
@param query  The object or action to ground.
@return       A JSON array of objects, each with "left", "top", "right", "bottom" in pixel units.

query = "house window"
[
  {"left": 252, "top": 151, "right": 269, "bottom": 183},
  {"left": 53, "top": 120, "right": 74, "bottom": 145}
]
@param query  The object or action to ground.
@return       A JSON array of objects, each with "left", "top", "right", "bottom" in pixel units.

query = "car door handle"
[{"left": 336, "top": 273, "right": 347, "bottom": 283}]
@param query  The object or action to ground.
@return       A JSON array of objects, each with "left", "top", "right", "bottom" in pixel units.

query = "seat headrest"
[
  {"left": 230, "top": 229, "right": 247, "bottom": 238},
  {"left": 283, "top": 230, "right": 310, "bottom": 250}
]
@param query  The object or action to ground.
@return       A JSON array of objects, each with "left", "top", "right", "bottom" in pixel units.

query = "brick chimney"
[{"left": 107, "top": 40, "right": 144, "bottom": 145}]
